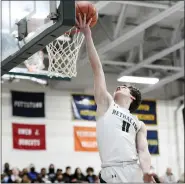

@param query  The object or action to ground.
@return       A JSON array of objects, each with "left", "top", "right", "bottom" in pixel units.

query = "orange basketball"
[{"left": 76, "top": 1, "right": 98, "bottom": 28}]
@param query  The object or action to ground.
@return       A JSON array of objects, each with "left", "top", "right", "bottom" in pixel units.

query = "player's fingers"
[
  {"left": 87, "top": 18, "right": 92, "bottom": 27},
  {"left": 78, "top": 13, "right": 83, "bottom": 26},
  {"left": 75, "top": 18, "right": 80, "bottom": 27},
  {"left": 152, "top": 177, "right": 156, "bottom": 183},
  {"left": 83, "top": 13, "right": 86, "bottom": 26}
]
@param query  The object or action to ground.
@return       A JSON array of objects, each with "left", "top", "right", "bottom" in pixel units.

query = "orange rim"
[{"left": 65, "top": 28, "right": 81, "bottom": 35}]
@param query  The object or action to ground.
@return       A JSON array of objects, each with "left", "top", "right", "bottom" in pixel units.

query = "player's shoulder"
[
  {"left": 130, "top": 114, "right": 144, "bottom": 132},
  {"left": 96, "top": 93, "right": 113, "bottom": 118},
  {"left": 131, "top": 114, "right": 143, "bottom": 125},
  {"left": 138, "top": 121, "right": 147, "bottom": 133}
]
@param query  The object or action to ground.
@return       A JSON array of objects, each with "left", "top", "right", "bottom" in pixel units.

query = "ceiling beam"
[
  {"left": 96, "top": 1, "right": 184, "bottom": 55},
  {"left": 118, "top": 40, "right": 184, "bottom": 77},
  {"left": 114, "top": 1, "right": 184, "bottom": 11},
  {"left": 114, "top": 4, "right": 127, "bottom": 39},
  {"left": 173, "top": 95, "right": 184, "bottom": 101},
  {"left": 94, "top": 1, "right": 110, "bottom": 11},
  {"left": 127, "top": 47, "right": 138, "bottom": 63},
  {"left": 98, "top": 18, "right": 113, "bottom": 41},
  {"left": 139, "top": 44, "right": 143, "bottom": 62},
  {"left": 141, "top": 71, "right": 184, "bottom": 94},
  {"left": 102, "top": 60, "right": 182, "bottom": 71},
  {"left": 180, "top": 48, "right": 184, "bottom": 67}
]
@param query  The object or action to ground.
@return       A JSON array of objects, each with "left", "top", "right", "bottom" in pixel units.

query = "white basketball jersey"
[{"left": 96, "top": 101, "right": 142, "bottom": 164}]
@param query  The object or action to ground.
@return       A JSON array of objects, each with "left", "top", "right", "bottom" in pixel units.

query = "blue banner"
[
  {"left": 72, "top": 94, "right": 97, "bottom": 121},
  {"left": 134, "top": 100, "right": 157, "bottom": 125},
  {"left": 147, "top": 130, "right": 159, "bottom": 155}
]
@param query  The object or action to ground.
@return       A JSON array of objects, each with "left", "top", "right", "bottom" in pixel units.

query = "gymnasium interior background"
[{"left": 1, "top": 0, "right": 185, "bottom": 183}]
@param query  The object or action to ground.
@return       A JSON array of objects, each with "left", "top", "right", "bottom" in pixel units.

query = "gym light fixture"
[{"left": 117, "top": 76, "right": 159, "bottom": 84}]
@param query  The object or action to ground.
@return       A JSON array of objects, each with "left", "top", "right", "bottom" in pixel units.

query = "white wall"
[
  {"left": 2, "top": 81, "right": 100, "bottom": 175},
  {"left": 1, "top": 81, "right": 184, "bottom": 178},
  {"left": 150, "top": 100, "right": 184, "bottom": 179}
]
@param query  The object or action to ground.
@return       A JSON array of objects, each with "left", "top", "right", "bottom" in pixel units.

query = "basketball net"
[
  {"left": 46, "top": 27, "right": 84, "bottom": 78},
  {"left": 25, "top": 27, "right": 84, "bottom": 78}
]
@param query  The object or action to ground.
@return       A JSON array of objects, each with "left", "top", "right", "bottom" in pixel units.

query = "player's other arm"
[
  {"left": 136, "top": 122, "right": 155, "bottom": 183},
  {"left": 76, "top": 14, "right": 112, "bottom": 107}
]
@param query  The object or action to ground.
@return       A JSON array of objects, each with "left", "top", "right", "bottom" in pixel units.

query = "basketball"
[{"left": 76, "top": 1, "right": 98, "bottom": 28}]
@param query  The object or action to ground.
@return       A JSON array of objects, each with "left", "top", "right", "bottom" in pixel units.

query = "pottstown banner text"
[
  {"left": 74, "top": 126, "right": 159, "bottom": 154},
  {"left": 72, "top": 94, "right": 157, "bottom": 125},
  {"left": 72, "top": 94, "right": 97, "bottom": 121},
  {"left": 12, "top": 123, "right": 46, "bottom": 150},
  {"left": 11, "top": 91, "right": 45, "bottom": 117}
]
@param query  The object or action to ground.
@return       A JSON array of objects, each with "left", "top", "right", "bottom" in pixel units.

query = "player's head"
[{"left": 113, "top": 85, "right": 141, "bottom": 112}]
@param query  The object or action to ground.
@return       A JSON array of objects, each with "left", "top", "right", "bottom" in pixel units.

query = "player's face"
[{"left": 114, "top": 85, "right": 135, "bottom": 100}]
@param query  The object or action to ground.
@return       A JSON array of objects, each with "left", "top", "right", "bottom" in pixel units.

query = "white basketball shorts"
[{"left": 99, "top": 162, "right": 143, "bottom": 183}]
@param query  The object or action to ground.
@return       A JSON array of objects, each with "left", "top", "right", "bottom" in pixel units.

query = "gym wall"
[{"left": 1, "top": 81, "right": 184, "bottom": 177}]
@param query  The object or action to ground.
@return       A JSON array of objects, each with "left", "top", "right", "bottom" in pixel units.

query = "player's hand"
[
  {"left": 76, "top": 13, "right": 92, "bottom": 37},
  {"left": 143, "top": 173, "right": 156, "bottom": 183}
]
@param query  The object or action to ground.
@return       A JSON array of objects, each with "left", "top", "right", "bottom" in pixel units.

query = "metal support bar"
[
  {"left": 98, "top": 18, "right": 114, "bottom": 41},
  {"left": 139, "top": 44, "right": 143, "bottom": 62},
  {"left": 95, "top": 1, "right": 110, "bottom": 11},
  {"left": 141, "top": 71, "right": 184, "bottom": 94},
  {"left": 48, "top": 1, "right": 57, "bottom": 20},
  {"left": 1, "top": 1, "right": 75, "bottom": 76},
  {"left": 97, "top": 1, "right": 184, "bottom": 55},
  {"left": 49, "top": 1, "right": 57, "bottom": 14},
  {"left": 173, "top": 95, "right": 184, "bottom": 101},
  {"left": 118, "top": 40, "right": 184, "bottom": 77},
  {"left": 102, "top": 60, "right": 182, "bottom": 71},
  {"left": 114, "top": 4, "right": 127, "bottom": 39},
  {"left": 180, "top": 48, "right": 184, "bottom": 67},
  {"left": 114, "top": 1, "right": 184, "bottom": 11},
  {"left": 174, "top": 102, "right": 184, "bottom": 178}
]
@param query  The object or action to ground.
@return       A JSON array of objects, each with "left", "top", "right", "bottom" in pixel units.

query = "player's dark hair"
[{"left": 128, "top": 86, "right": 142, "bottom": 113}]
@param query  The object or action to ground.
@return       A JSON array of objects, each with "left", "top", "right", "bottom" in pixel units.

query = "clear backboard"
[{"left": 1, "top": 0, "right": 75, "bottom": 77}]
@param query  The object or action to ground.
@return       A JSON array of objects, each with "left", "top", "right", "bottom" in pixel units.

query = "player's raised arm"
[
  {"left": 76, "top": 14, "right": 112, "bottom": 109},
  {"left": 136, "top": 122, "right": 156, "bottom": 183}
]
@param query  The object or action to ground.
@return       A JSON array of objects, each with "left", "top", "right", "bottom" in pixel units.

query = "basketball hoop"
[{"left": 46, "top": 27, "right": 84, "bottom": 78}]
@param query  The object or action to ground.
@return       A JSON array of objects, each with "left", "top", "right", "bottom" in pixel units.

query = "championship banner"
[
  {"left": 134, "top": 100, "right": 157, "bottom": 125},
  {"left": 12, "top": 123, "right": 46, "bottom": 150},
  {"left": 147, "top": 130, "right": 159, "bottom": 155},
  {"left": 11, "top": 91, "right": 45, "bottom": 117},
  {"left": 72, "top": 94, "right": 97, "bottom": 121},
  {"left": 74, "top": 126, "right": 98, "bottom": 152}
]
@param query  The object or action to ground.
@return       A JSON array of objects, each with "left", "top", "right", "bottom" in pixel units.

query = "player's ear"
[{"left": 130, "top": 95, "right": 136, "bottom": 101}]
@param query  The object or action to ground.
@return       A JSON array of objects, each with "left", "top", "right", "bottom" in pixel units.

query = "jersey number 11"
[{"left": 122, "top": 121, "right": 130, "bottom": 133}]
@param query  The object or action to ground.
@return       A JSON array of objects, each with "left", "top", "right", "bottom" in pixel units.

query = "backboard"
[{"left": 1, "top": 0, "right": 75, "bottom": 76}]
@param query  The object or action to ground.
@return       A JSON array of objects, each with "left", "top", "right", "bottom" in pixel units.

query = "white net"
[{"left": 46, "top": 27, "right": 84, "bottom": 78}]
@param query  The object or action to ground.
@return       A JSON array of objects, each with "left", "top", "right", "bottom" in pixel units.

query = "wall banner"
[
  {"left": 73, "top": 126, "right": 159, "bottom": 155},
  {"left": 74, "top": 126, "right": 98, "bottom": 152},
  {"left": 11, "top": 91, "right": 45, "bottom": 117},
  {"left": 147, "top": 130, "right": 159, "bottom": 155},
  {"left": 134, "top": 100, "right": 157, "bottom": 125},
  {"left": 71, "top": 95, "right": 157, "bottom": 125},
  {"left": 12, "top": 123, "right": 46, "bottom": 150},
  {"left": 72, "top": 94, "right": 97, "bottom": 121}
]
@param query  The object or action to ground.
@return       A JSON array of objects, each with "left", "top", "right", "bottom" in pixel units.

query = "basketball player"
[{"left": 76, "top": 14, "right": 155, "bottom": 183}]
